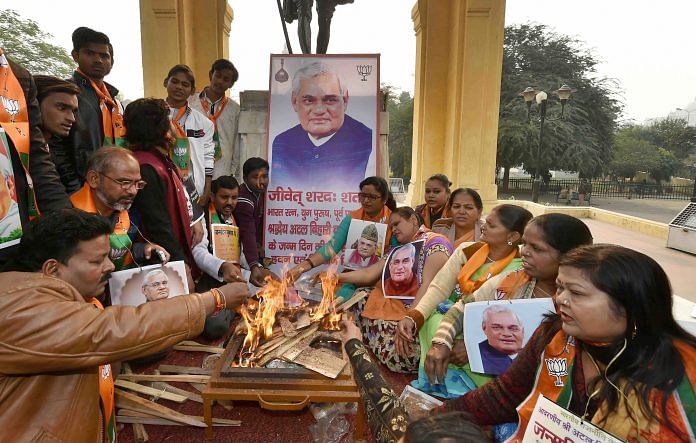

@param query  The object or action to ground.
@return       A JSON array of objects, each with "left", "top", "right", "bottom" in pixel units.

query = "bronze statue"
[{"left": 282, "top": 0, "right": 354, "bottom": 54}]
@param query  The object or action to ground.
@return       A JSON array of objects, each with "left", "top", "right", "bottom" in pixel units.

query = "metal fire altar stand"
[{"left": 202, "top": 334, "right": 367, "bottom": 441}]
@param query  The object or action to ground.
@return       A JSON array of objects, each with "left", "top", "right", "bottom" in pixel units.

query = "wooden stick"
[
  {"left": 117, "top": 374, "right": 210, "bottom": 384},
  {"left": 189, "top": 382, "right": 207, "bottom": 393},
  {"left": 114, "top": 380, "right": 188, "bottom": 403},
  {"left": 337, "top": 290, "right": 369, "bottom": 312},
  {"left": 187, "top": 383, "right": 233, "bottom": 410},
  {"left": 258, "top": 323, "right": 319, "bottom": 366},
  {"left": 115, "top": 389, "right": 206, "bottom": 428},
  {"left": 173, "top": 344, "right": 223, "bottom": 354},
  {"left": 133, "top": 421, "right": 149, "bottom": 442},
  {"left": 147, "top": 382, "right": 203, "bottom": 404},
  {"left": 177, "top": 340, "right": 208, "bottom": 347},
  {"left": 119, "top": 409, "right": 240, "bottom": 426},
  {"left": 158, "top": 365, "right": 211, "bottom": 375}
]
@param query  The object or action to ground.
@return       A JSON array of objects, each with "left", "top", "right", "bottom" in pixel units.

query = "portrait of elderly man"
[
  {"left": 383, "top": 243, "right": 418, "bottom": 298},
  {"left": 141, "top": 269, "right": 170, "bottom": 301},
  {"left": 346, "top": 223, "right": 380, "bottom": 269},
  {"left": 478, "top": 305, "right": 524, "bottom": 375},
  {"left": 271, "top": 61, "right": 373, "bottom": 190},
  {"left": 0, "top": 149, "right": 20, "bottom": 242}
]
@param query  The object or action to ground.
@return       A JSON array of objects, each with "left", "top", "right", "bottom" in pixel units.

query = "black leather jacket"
[{"left": 49, "top": 71, "right": 121, "bottom": 194}]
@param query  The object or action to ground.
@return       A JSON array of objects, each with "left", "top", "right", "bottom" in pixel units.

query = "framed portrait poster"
[{"left": 264, "top": 54, "right": 380, "bottom": 273}]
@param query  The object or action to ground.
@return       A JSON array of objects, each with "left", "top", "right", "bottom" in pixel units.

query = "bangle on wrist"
[
  {"left": 403, "top": 315, "right": 417, "bottom": 332},
  {"left": 210, "top": 288, "right": 226, "bottom": 313},
  {"left": 305, "top": 257, "right": 315, "bottom": 271}
]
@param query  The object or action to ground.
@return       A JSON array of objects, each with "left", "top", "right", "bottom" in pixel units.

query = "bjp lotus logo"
[
  {"left": 545, "top": 358, "right": 568, "bottom": 387},
  {"left": 1, "top": 96, "right": 19, "bottom": 122}
]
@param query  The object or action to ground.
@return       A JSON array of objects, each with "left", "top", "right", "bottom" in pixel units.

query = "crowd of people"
[{"left": 0, "top": 24, "right": 694, "bottom": 443}]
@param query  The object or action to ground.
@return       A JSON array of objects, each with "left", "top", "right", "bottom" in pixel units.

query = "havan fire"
[{"left": 234, "top": 264, "right": 343, "bottom": 369}]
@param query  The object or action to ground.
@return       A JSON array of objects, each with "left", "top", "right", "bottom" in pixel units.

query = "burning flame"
[
  {"left": 311, "top": 262, "right": 339, "bottom": 322},
  {"left": 235, "top": 261, "right": 342, "bottom": 367}
]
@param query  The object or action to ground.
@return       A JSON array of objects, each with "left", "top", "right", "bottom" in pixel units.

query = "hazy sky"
[{"left": 3, "top": 0, "right": 696, "bottom": 123}]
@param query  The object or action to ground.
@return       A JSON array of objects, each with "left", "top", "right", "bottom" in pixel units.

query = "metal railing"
[{"left": 498, "top": 178, "right": 694, "bottom": 201}]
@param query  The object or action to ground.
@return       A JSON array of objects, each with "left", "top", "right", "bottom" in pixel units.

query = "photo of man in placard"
[
  {"left": 108, "top": 262, "right": 187, "bottom": 307},
  {"left": 271, "top": 61, "right": 372, "bottom": 190},
  {"left": 382, "top": 241, "right": 424, "bottom": 300},
  {"left": 0, "top": 132, "right": 20, "bottom": 247},
  {"left": 141, "top": 269, "right": 170, "bottom": 302},
  {"left": 478, "top": 305, "right": 524, "bottom": 374},
  {"left": 464, "top": 298, "right": 555, "bottom": 376}
]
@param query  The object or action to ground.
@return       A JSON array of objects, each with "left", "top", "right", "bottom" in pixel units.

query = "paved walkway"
[
  {"left": 582, "top": 218, "right": 696, "bottom": 302},
  {"left": 588, "top": 197, "right": 688, "bottom": 224}
]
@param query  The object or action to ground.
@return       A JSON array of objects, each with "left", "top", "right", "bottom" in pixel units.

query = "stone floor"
[{"left": 582, "top": 218, "right": 696, "bottom": 301}]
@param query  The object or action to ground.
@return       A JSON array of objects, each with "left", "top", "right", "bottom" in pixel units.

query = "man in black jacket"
[
  {"left": 51, "top": 27, "right": 124, "bottom": 194},
  {"left": 0, "top": 50, "right": 72, "bottom": 265}
]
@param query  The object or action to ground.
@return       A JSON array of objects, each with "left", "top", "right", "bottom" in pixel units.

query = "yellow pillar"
[
  {"left": 408, "top": 0, "right": 505, "bottom": 210},
  {"left": 140, "top": 0, "right": 233, "bottom": 98}
]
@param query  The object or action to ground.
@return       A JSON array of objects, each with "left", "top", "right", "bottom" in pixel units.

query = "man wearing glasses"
[{"left": 71, "top": 147, "right": 169, "bottom": 271}]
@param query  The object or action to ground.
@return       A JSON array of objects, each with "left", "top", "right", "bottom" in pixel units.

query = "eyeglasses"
[
  {"left": 99, "top": 173, "right": 147, "bottom": 190},
  {"left": 358, "top": 192, "right": 382, "bottom": 201}
]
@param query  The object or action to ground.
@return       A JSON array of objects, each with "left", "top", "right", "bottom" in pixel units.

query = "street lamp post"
[
  {"left": 676, "top": 109, "right": 696, "bottom": 198},
  {"left": 519, "top": 84, "right": 576, "bottom": 203}
]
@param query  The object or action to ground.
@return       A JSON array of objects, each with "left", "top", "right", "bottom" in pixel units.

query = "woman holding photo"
[
  {"left": 438, "top": 245, "right": 696, "bottom": 443},
  {"left": 395, "top": 205, "right": 532, "bottom": 387},
  {"left": 422, "top": 214, "right": 593, "bottom": 398},
  {"left": 286, "top": 176, "right": 398, "bottom": 301},
  {"left": 334, "top": 206, "right": 453, "bottom": 372}
]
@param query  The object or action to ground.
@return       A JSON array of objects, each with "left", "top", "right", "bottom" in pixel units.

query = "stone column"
[
  {"left": 140, "top": 0, "right": 233, "bottom": 98},
  {"left": 407, "top": 0, "right": 505, "bottom": 209}
]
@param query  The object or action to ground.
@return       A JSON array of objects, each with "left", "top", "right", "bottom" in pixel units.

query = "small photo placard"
[
  {"left": 382, "top": 239, "right": 425, "bottom": 300},
  {"left": 464, "top": 298, "right": 555, "bottom": 375},
  {"left": 341, "top": 219, "right": 387, "bottom": 270},
  {"left": 109, "top": 261, "right": 188, "bottom": 307}
]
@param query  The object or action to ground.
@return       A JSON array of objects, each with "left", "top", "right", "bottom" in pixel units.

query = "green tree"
[
  {"left": 610, "top": 127, "right": 659, "bottom": 179},
  {"left": 0, "top": 9, "right": 74, "bottom": 78},
  {"left": 384, "top": 86, "right": 413, "bottom": 183},
  {"left": 497, "top": 24, "right": 622, "bottom": 182},
  {"left": 644, "top": 118, "right": 696, "bottom": 160},
  {"left": 649, "top": 147, "right": 680, "bottom": 187}
]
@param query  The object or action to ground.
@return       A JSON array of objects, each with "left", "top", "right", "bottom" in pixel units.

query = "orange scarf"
[
  {"left": 170, "top": 106, "right": 191, "bottom": 176},
  {"left": 421, "top": 204, "right": 449, "bottom": 229},
  {"left": 494, "top": 269, "right": 532, "bottom": 300},
  {"left": 456, "top": 243, "right": 517, "bottom": 295},
  {"left": 351, "top": 206, "right": 392, "bottom": 254},
  {"left": 76, "top": 69, "right": 126, "bottom": 147},
  {"left": 71, "top": 184, "right": 133, "bottom": 269},
  {"left": 0, "top": 48, "right": 38, "bottom": 217},
  {"left": 200, "top": 91, "right": 229, "bottom": 160},
  {"left": 89, "top": 298, "right": 116, "bottom": 442},
  {"left": 510, "top": 330, "right": 696, "bottom": 443},
  {"left": 453, "top": 228, "right": 476, "bottom": 248}
]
